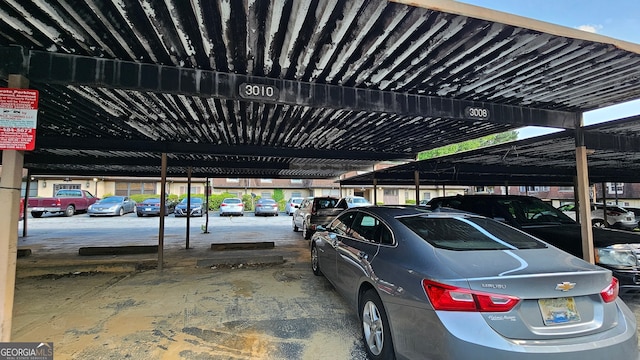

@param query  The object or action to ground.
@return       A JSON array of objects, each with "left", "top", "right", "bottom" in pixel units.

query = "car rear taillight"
[
  {"left": 600, "top": 277, "right": 619, "bottom": 303},
  {"left": 239, "top": 203, "right": 244, "bottom": 207},
  {"left": 220, "top": 203, "right": 227, "bottom": 206},
  {"left": 423, "top": 279, "right": 520, "bottom": 312}
]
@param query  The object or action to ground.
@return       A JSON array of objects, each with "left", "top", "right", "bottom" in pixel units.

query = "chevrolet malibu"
[{"left": 310, "top": 206, "right": 638, "bottom": 360}]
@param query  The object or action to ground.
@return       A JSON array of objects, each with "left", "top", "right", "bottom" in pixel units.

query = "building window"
[
  {"left": 322, "top": 189, "right": 340, "bottom": 196},
  {"left": 291, "top": 191, "right": 302, "bottom": 198},
  {"left": 422, "top": 192, "right": 431, "bottom": 200},
  {"left": 558, "top": 186, "right": 573, "bottom": 192},
  {"left": 53, "top": 183, "right": 81, "bottom": 193},
  {"left": 116, "top": 182, "right": 156, "bottom": 196},
  {"left": 261, "top": 178, "right": 272, "bottom": 183},
  {"left": 261, "top": 192, "right": 271, "bottom": 198},
  {"left": 226, "top": 178, "right": 239, "bottom": 183},
  {"left": 519, "top": 186, "right": 550, "bottom": 193},
  {"left": 606, "top": 183, "right": 623, "bottom": 195},
  {"left": 178, "top": 186, "right": 202, "bottom": 196},
  {"left": 290, "top": 179, "right": 303, "bottom": 184}
]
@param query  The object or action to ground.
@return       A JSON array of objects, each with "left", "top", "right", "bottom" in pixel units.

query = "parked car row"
[{"left": 28, "top": 195, "right": 294, "bottom": 218}]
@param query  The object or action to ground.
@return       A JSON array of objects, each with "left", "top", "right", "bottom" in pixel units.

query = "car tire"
[
  {"left": 360, "top": 289, "right": 394, "bottom": 360},
  {"left": 118, "top": 208, "right": 124, "bottom": 216},
  {"left": 64, "top": 205, "right": 75, "bottom": 217},
  {"left": 137, "top": 212, "right": 143, "bottom": 217},
  {"left": 292, "top": 218, "right": 299, "bottom": 232},
  {"left": 592, "top": 219, "right": 607, "bottom": 228},
  {"left": 31, "top": 211, "right": 43, "bottom": 218},
  {"left": 311, "top": 244, "right": 322, "bottom": 276}
]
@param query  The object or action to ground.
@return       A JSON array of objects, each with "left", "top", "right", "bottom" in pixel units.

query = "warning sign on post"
[{"left": 0, "top": 88, "right": 39, "bottom": 150}]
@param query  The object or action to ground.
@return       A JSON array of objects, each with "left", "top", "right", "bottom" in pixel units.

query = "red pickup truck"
[{"left": 28, "top": 189, "right": 98, "bottom": 218}]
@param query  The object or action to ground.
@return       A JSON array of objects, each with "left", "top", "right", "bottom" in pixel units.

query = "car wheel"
[
  {"left": 31, "top": 211, "right": 43, "bottom": 218},
  {"left": 137, "top": 212, "right": 143, "bottom": 217},
  {"left": 311, "top": 244, "right": 322, "bottom": 276},
  {"left": 118, "top": 208, "right": 124, "bottom": 216},
  {"left": 292, "top": 218, "right": 299, "bottom": 232},
  {"left": 64, "top": 205, "right": 75, "bottom": 217},
  {"left": 592, "top": 219, "right": 607, "bottom": 228},
  {"left": 360, "top": 289, "right": 394, "bottom": 360}
]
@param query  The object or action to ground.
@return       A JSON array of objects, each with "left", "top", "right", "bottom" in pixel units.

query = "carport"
[
  {"left": 2, "top": 0, "right": 640, "bottom": 340},
  {"left": 339, "top": 114, "right": 640, "bottom": 188}
]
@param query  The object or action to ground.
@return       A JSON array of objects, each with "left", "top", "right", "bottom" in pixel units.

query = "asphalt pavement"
[{"left": 10, "top": 211, "right": 640, "bottom": 358}]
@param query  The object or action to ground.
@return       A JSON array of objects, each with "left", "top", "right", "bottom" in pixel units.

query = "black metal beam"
[
  {"left": 32, "top": 137, "right": 409, "bottom": 161},
  {"left": 584, "top": 132, "right": 640, "bottom": 152},
  {"left": 23, "top": 153, "right": 291, "bottom": 169},
  {"left": 1, "top": 47, "right": 578, "bottom": 129}
]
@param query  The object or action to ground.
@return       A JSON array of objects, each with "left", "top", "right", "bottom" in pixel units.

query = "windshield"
[
  {"left": 101, "top": 196, "right": 124, "bottom": 203},
  {"left": 352, "top": 198, "right": 369, "bottom": 204},
  {"left": 180, "top": 198, "right": 202, "bottom": 204},
  {"left": 399, "top": 216, "right": 547, "bottom": 251},
  {"left": 495, "top": 198, "right": 576, "bottom": 226}
]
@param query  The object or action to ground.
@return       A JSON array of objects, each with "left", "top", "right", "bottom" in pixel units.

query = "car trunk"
[{"left": 435, "top": 248, "right": 619, "bottom": 340}]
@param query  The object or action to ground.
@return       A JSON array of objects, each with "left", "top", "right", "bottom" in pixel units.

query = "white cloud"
[{"left": 576, "top": 24, "right": 602, "bottom": 33}]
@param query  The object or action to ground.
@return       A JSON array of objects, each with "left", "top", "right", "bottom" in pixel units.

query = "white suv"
[{"left": 558, "top": 203, "right": 637, "bottom": 230}]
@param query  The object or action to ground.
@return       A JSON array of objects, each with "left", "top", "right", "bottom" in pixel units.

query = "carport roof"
[
  {"left": 339, "top": 115, "right": 640, "bottom": 187},
  {"left": 2, "top": 0, "right": 640, "bottom": 178}
]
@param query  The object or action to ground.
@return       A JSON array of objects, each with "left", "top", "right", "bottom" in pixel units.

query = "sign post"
[
  {"left": 1, "top": 78, "right": 36, "bottom": 341},
  {"left": 0, "top": 88, "right": 39, "bottom": 151}
]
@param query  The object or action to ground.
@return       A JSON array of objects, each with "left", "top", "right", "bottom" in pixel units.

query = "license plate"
[
  {"left": 145, "top": 208, "right": 152, "bottom": 211},
  {"left": 538, "top": 297, "right": 580, "bottom": 325}
]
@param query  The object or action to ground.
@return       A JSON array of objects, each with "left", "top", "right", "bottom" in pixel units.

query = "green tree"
[{"left": 417, "top": 130, "right": 518, "bottom": 160}]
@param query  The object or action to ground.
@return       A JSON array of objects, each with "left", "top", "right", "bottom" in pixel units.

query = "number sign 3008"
[
  {"left": 465, "top": 106, "right": 490, "bottom": 120},
  {"left": 239, "top": 83, "right": 279, "bottom": 100}
]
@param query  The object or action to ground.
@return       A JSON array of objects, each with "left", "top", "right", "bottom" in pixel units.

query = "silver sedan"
[
  {"left": 310, "top": 206, "right": 638, "bottom": 360},
  {"left": 87, "top": 196, "right": 136, "bottom": 216}
]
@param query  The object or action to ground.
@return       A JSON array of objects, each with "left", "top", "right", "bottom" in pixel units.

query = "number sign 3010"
[{"left": 239, "top": 83, "right": 279, "bottom": 100}]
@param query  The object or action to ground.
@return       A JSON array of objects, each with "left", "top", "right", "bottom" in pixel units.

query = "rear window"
[
  {"left": 398, "top": 216, "right": 546, "bottom": 251},
  {"left": 315, "top": 198, "right": 338, "bottom": 209},
  {"left": 224, "top": 198, "right": 242, "bottom": 204}
]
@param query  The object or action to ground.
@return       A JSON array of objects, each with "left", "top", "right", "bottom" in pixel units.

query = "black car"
[{"left": 426, "top": 195, "right": 640, "bottom": 292}]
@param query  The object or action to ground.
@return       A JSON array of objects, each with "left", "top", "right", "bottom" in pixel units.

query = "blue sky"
[{"left": 459, "top": 0, "right": 640, "bottom": 138}]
